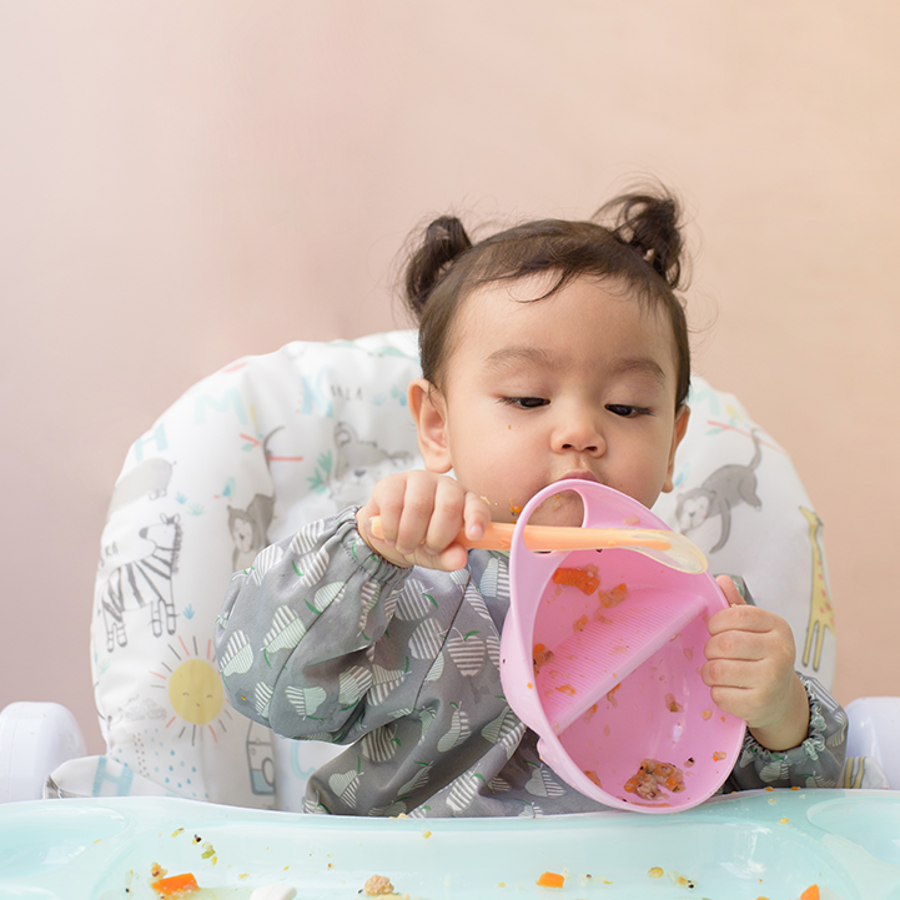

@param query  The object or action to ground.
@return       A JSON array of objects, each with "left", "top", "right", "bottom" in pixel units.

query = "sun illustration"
[{"left": 150, "top": 635, "right": 231, "bottom": 744}]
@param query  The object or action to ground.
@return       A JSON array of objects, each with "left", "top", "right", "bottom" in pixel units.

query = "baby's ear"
[
  {"left": 408, "top": 378, "right": 453, "bottom": 473},
  {"left": 662, "top": 404, "right": 691, "bottom": 493}
]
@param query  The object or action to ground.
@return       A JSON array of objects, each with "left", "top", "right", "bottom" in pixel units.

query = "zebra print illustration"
[{"left": 102, "top": 513, "right": 182, "bottom": 651}]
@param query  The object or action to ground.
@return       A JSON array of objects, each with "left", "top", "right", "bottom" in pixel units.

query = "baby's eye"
[
  {"left": 502, "top": 397, "right": 549, "bottom": 410},
  {"left": 606, "top": 404, "right": 651, "bottom": 418}
]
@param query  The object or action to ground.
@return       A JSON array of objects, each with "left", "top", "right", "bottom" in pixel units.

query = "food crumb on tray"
[
  {"left": 361, "top": 875, "right": 409, "bottom": 899},
  {"left": 363, "top": 875, "right": 394, "bottom": 895},
  {"left": 535, "top": 871, "right": 565, "bottom": 888},
  {"left": 150, "top": 870, "right": 200, "bottom": 897},
  {"left": 667, "top": 870, "right": 696, "bottom": 888}
]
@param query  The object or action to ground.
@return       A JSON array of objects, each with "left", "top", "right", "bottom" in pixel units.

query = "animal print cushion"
[{"left": 47, "top": 331, "right": 835, "bottom": 809}]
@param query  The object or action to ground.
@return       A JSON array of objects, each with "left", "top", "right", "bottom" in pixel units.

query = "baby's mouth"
[{"left": 555, "top": 471, "right": 601, "bottom": 486}]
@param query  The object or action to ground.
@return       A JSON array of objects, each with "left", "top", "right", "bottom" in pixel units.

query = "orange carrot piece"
[
  {"left": 552, "top": 567, "right": 600, "bottom": 594},
  {"left": 536, "top": 871, "right": 565, "bottom": 888},
  {"left": 800, "top": 886, "right": 819, "bottom": 900},
  {"left": 151, "top": 873, "right": 199, "bottom": 897}
]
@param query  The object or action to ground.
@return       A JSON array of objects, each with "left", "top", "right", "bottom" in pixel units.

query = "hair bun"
[
  {"left": 602, "top": 192, "right": 685, "bottom": 289},
  {"left": 405, "top": 215, "right": 473, "bottom": 317}
]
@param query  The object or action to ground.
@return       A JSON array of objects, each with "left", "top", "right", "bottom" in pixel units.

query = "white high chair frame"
[{"left": 1, "top": 331, "right": 895, "bottom": 805}]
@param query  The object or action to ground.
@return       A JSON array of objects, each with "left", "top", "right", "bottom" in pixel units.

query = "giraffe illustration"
[{"left": 800, "top": 507, "right": 835, "bottom": 672}]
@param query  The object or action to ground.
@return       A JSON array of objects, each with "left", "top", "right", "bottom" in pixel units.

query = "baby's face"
[{"left": 428, "top": 275, "right": 688, "bottom": 526}]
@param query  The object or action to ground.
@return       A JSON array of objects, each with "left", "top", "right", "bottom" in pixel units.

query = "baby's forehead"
[
  {"left": 456, "top": 287, "right": 674, "bottom": 371},
  {"left": 464, "top": 270, "right": 611, "bottom": 306},
  {"left": 457, "top": 273, "right": 671, "bottom": 337}
]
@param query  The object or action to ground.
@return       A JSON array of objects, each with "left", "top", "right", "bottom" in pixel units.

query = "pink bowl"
[{"left": 499, "top": 480, "right": 746, "bottom": 813}]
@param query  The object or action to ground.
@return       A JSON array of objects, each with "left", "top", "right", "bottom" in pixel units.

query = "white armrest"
[
  {"left": 0, "top": 702, "right": 87, "bottom": 803},
  {"left": 846, "top": 696, "right": 900, "bottom": 789}
]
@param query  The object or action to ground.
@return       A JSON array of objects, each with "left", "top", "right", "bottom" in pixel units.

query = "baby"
[{"left": 215, "top": 189, "right": 846, "bottom": 816}]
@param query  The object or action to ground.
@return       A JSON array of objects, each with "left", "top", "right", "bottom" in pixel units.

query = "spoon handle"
[
  {"left": 462, "top": 521, "right": 673, "bottom": 552},
  {"left": 368, "top": 518, "right": 707, "bottom": 573}
]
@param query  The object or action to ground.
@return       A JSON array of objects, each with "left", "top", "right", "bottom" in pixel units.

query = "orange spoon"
[{"left": 368, "top": 519, "right": 707, "bottom": 574}]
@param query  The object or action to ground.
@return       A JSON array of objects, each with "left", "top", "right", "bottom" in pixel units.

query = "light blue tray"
[{"left": 3, "top": 790, "right": 900, "bottom": 899}]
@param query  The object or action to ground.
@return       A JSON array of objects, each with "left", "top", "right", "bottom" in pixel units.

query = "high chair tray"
[{"left": 3, "top": 790, "right": 900, "bottom": 899}]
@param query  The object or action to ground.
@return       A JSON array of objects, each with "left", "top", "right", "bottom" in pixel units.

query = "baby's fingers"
[
  {"left": 462, "top": 491, "right": 491, "bottom": 543},
  {"left": 421, "top": 490, "right": 491, "bottom": 571},
  {"left": 716, "top": 575, "right": 745, "bottom": 607},
  {"left": 392, "top": 474, "right": 444, "bottom": 555},
  {"left": 705, "top": 618, "right": 776, "bottom": 661},
  {"left": 355, "top": 472, "right": 435, "bottom": 566},
  {"left": 420, "top": 479, "right": 470, "bottom": 553}
]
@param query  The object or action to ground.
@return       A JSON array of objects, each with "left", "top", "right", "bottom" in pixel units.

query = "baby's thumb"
[{"left": 715, "top": 574, "right": 746, "bottom": 607}]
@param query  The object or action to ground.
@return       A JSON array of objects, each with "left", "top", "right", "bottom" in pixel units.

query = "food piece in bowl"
[
  {"left": 552, "top": 566, "right": 600, "bottom": 595},
  {"left": 624, "top": 759, "right": 685, "bottom": 799},
  {"left": 599, "top": 583, "right": 629, "bottom": 608},
  {"left": 533, "top": 642, "right": 554, "bottom": 673}
]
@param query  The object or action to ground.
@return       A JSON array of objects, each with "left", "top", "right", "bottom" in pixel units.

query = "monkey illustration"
[{"left": 675, "top": 430, "right": 762, "bottom": 553}]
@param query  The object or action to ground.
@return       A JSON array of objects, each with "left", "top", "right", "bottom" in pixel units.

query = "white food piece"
[{"left": 249, "top": 886, "right": 297, "bottom": 900}]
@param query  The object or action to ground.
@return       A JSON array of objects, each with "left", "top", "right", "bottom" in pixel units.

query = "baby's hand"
[
  {"left": 702, "top": 576, "right": 810, "bottom": 751},
  {"left": 356, "top": 471, "right": 491, "bottom": 571}
]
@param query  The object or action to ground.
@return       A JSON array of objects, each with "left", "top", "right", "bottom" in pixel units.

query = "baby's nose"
[
  {"left": 561, "top": 439, "right": 599, "bottom": 452},
  {"left": 554, "top": 414, "right": 605, "bottom": 454}
]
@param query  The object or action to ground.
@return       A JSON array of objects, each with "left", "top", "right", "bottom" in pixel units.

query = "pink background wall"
[{"left": 2, "top": 2, "right": 897, "bottom": 755}]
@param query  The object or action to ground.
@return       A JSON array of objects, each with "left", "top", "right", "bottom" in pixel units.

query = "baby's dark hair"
[{"left": 404, "top": 189, "right": 691, "bottom": 410}]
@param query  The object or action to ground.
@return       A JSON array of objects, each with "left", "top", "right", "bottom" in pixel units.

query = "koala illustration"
[
  {"left": 227, "top": 428, "right": 283, "bottom": 572},
  {"left": 329, "top": 421, "right": 416, "bottom": 507},
  {"left": 228, "top": 494, "right": 276, "bottom": 571}
]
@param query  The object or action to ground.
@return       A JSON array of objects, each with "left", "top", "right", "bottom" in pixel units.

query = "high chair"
[{"left": 0, "top": 330, "right": 894, "bottom": 809}]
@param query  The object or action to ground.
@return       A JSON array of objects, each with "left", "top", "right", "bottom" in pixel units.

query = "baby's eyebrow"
[
  {"left": 484, "top": 345, "right": 558, "bottom": 370},
  {"left": 485, "top": 346, "right": 668, "bottom": 385},
  {"left": 608, "top": 356, "right": 668, "bottom": 385}
]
